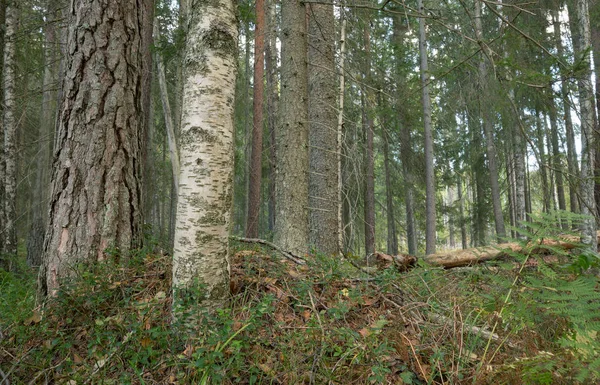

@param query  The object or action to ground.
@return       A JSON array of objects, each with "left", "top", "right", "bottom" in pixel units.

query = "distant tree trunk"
[
  {"left": 40, "top": 0, "right": 151, "bottom": 296},
  {"left": 27, "top": 0, "right": 59, "bottom": 267},
  {"left": 553, "top": 10, "right": 580, "bottom": 214},
  {"left": 506, "top": 142, "right": 517, "bottom": 238},
  {"left": 512, "top": 102, "right": 527, "bottom": 233},
  {"left": 548, "top": 85, "right": 567, "bottom": 223},
  {"left": 393, "top": 14, "right": 417, "bottom": 255},
  {"left": 475, "top": 0, "right": 505, "bottom": 242},
  {"left": 274, "top": 0, "right": 309, "bottom": 255},
  {"left": 308, "top": 2, "right": 338, "bottom": 255},
  {"left": 575, "top": 0, "right": 597, "bottom": 248},
  {"left": 418, "top": 0, "right": 436, "bottom": 254},
  {"left": 154, "top": 22, "right": 180, "bottom": 195},
  {"left": 172, "top": 0, "right": 237, "bottom": 310},
  {"left": 382, "top": 123, "right": 398, "bottom": 255},
  {"left": 448, "top": 187, "right": 456, "bottom": 249},
  {"left": 362, "top": 24, "right": 376, "bottom": 259},
  {"left": 2, "top": 1, "right": 17, "bottom": 264},
  {"left": 535, "top": 110, "right": 551, "bottom": 213},
  {"left": 246, "top": 0, "right": 265, "bottom": 238},
  {"left": 337, "top": 12, "right": 347, "bottom": 254},
  {"left": 265, "top": 0, "right": 278, "bottom": 236},
  {"left": 457, "top": 176, "right": 468, "bottom": 250}
]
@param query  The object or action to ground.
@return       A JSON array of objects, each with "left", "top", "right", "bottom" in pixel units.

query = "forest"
[{"left": 1, "top": 0, "right": 600, "bottom": 383}]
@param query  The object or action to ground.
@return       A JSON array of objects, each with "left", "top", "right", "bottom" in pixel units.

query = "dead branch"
[{"left": 230, "top": 237, "right": 306, "bottom": 265}]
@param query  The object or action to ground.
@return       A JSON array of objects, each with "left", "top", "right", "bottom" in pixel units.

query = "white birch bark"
[{"left": 172, "top": 0, "right": 238, "bottom": 309}]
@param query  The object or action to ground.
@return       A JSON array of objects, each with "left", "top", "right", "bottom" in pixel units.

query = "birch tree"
[{"left": 172, "top": 0, "right": 238, "bottom": 309}]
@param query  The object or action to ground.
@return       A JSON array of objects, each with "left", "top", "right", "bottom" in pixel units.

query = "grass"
[{"left": 1, "top": 237, "right": 599, "bottom": 384}]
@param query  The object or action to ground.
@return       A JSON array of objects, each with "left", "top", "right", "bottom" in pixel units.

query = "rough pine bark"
[
  {"left": 3, "top": 1, "right": 17, "bottom": 262},
  {"left": 172, "top": 0, "right": 237, "bottom": 308},
  {"left": 40, "top": 0, "right": 151, "bottom": 296},
  {"left": 246, "top": 0, "right": 265, "bottom": 238},
  {"left": 547, "top": 86, "right": 567, "bottom": 220},
  {"left": 274, "top": 0, "right": 309, "bottom": 255},
  {"left": 575, "top": 0, "right": 597, "bottom": 248},
  {"left": 308, "top": 2, "right": 338, "bottom": 255},
  {"left": 0, "top": 0, "right": 5, "bottom": 257},
  {"left": 418, "top": 0, "right": 436, "bottom": 254},
  {"left": 382, "top": 126, "right": 398, "bottom": 255}
]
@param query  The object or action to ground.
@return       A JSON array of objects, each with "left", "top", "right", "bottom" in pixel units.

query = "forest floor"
[{"left": 1, "top": 235, "right": 600, "bottom": 384}]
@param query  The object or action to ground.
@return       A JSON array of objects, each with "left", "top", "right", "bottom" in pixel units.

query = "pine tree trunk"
[
  {"left": 337, "top": 12, "right": 347, "bottom": 254},
  {"left": 2, "top": 1, "right": 17, "bottom": 265},
  {"left": 308, "top": 2, "right": 338, "bottom": 255},
  {"left": 575, "top": 0, "right": 597, "bottom": 248},
  {"left": 274, "top": 0, "right": 309, "bottom": 255},
  {"left": 246, "top": 0, "right": 265, "bottom": 238},
  {"left": 265, "top": 0, "right": 278, "bottom": 236},
  {"left": 475, "top": 0, "right": 506, "bottom": 241},
  {"left": 41, "top": 0, "right": 150, "bottom": 296},
  {"left": 535, "top": 111, "right": 551, "bottom": 213},
  {"left": 457, "top": 176, "right": 468, "bottom": 250},
  {"left": 548, "top": 85, "right": 567, "bottom": 222},
  {"left": 172, "top": 0, "right": 237, "bottom": 309},
  {"left": 418, "top": 0, "right": 436, "bottom": 254}
]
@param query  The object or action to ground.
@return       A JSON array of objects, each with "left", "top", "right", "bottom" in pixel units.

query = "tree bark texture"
[
  {"left": 0, "top": 0, "right": 4, "bottom": 256},
  {"left": 418, "top": 0, "right": 436, "bottom": 255},
  {"left": 308, "top": 2, "right": 338, "bottom": 255},
  {"left": 246, "top": 0, "right": 265, "bottom": 239},
  {"left": 547, "top": 86, "right": 567, "bottom": 221},
  {"left": 40, "top": 0, "right": 150, "bottom": 296},
  {"left": 337, "top": 13, "right": 346, "bottom": 254},
  {"left": 172, "top": 0, "right": 237, "bottom": 308},
  {"left": 3, "top": 0, "right": 17, "bottom": 262},
  {"left": 383, "top": 126, "right": 398, "bottom": 255},
  {"left": 274, "top": 0, "right": 309, "bottom": 255},
  {"left": 475, "top": 0, "right": 506, "bottom": 242}
]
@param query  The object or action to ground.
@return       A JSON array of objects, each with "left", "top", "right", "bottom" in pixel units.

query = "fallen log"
[{"left": 424, "top": 232, "right": 600, "bottom": 268}]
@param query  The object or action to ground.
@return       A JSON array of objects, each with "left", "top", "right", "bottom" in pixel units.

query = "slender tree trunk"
[
  {"left": 40, "top": 0, "right": 151, "bottom": 296},
  {"left": 590, "top": 0, "right": 600, "bottom": 217},
  {"left": 265, "top": 0, "right": 278, "bottom": 236},
  {"left": 362, "top": 24, "right": 376, "bottom": 259},
  {"left": 575, "top": 0, "right": 597, "bottom": 248},
  {"left": 553, "top": 10, "right": 580, "bottom": 214},
  {"left": 308, "top": 2, "right": 338, "bottom": 255},
  {"left": 457, "top": 176, "right": 468, "bottom": 250},
  {"left": 535, "top": 110, "right": 551, "bottom": 213},
  {"left": 0, "top": 0, "right": 5, "bottom": 257},
  {"left": 382, "top": 122, "right": 398, "bottom": 255},
  {"left": 2, "top": 1, "right": 17, "bottom": 265},
  {"left": 393, "top": 14, "right": 417, "bottom": 255},
  {"left": 27, "top": 0, "right": 59, "bottom": 267},
  {"left": 274, "top": 0, "right": 309, "bottom": 255},
  {"left": 337, "top": 12, "right": 347, "bottom": 254},
  {"left": 475, "top": 0, "right": 506, "bottom": 241},
  {"left": 548, "top": 85, "right": 567, "bottom": 222},
  {"left": 246, "top": 0, "right": 265, "bottom": 238},
  {"left": 154, "top": 23, "right": 180, "bottom": 195},
  {"left": 418, "top": 0, "right": 436, "bottom": 254},
  {"left": 448, "top": 187, "right": 456, "bottom": 249},
  {"left": 172, "top": 0, "right": 237, "bottom": 310}
]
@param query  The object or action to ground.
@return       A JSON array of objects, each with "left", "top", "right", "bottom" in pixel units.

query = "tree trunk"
[
  {"left": 575, "top": 0, "right": 597, "bottom": 248},
  {"left": 548, "top": 85, "right": 567, "bottom": 223},
  {"left": 27, "top": 0, "right": 60, "bottom": 267},
  {"left": 172, "top": 0, "right": 237, "bottom": 310},
  {"left": 274, "top": 0, "right": 309, "bottom": 255},
  {"left": 337, "top": 12, "right": 347, "bottom": 254},
  {"left": 0, "top": 0, "right": 5, "bottom": 257},
  {"left": 382, "top": 122, "right": 398, "bottom": 255},
  {"left": 308, "top": 2, "right": 338, "bottom": 255},
  {"left": 535, "top": 110, "right": 551, "bottom": 213},
  {"left": 475, "top": 0, "right": 506, "bottom": 242},
  {"left": 553, "top": 10, "right": 580, "bottom": 214},
  {"left": 246, "top": 0, "right": 265, "bottom": 238},
  {"left": 154, "top": 22, "right": 180, "bottom": 196},
  {"left": 40, "top": 0, "right": 151, "bottom": 296},
  {"left": 457, "top": 175, "right": 468, "bottom": 250},
  {"left": 2, "top": 0, "right": 17, "bottom": 264},
  {"left": 265, "top": 0, "right": 278, "bottom": 236},
  {"left": 418, "top": 0, "right": 436, "bottom": 254},
  {"left": 362, "top": 24, "right": 376, "bottom": 259}
]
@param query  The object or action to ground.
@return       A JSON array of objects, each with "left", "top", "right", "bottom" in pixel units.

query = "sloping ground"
[{"left": 1, "top": 240, "right": 599, "bottom": 384}]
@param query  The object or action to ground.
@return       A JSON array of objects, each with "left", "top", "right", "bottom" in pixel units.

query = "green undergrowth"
[{"left": 1, "top": 215, "right": 600, "bottom": 384}]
